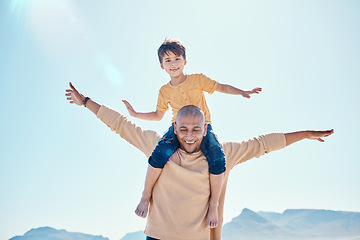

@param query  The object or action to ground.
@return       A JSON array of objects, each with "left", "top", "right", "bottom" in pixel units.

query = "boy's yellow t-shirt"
[{"left": 156, "top": 73, "right": 219, "bottom": 124}]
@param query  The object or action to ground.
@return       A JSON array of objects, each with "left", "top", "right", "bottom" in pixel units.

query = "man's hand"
[
  {"left": 122, "top": 100, "right": 137, "bottom": 117},
  {"left": 285, "top": 129, "right": 334, "bottom": 146},
  {"left": 65, "top": 82, "right": 85, "bottom": 106},
  {"left": 307, "top": 129, "right": 334, "bottom": 142},
  {"left": 65, "top": 82, "right": 101, "bottom": 115}
]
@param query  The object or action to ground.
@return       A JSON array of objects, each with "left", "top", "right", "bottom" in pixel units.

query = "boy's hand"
[
  {"left": 307, "top": 129, "right": 334, "bottom": 142},
  {"left": 65, "top": 82, "right": 85, "bottom": 106},
  {"left": 250, "top": 87, "right": 262, "bottom": 94},
  {"left": 242, "top": 87, "right": 262, "bottom": 98},
  {"left": 122, "top": 100, "right": 137, "bottom": 117}
]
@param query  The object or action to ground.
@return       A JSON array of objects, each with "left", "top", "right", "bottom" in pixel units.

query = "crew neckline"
[{"left": 169, "top": 74, "right": 188, "bottom": 87}]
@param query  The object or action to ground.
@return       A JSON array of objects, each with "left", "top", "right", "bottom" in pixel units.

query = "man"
[{"left": 65, "top": 82, "right": 333, "bottom": 240}]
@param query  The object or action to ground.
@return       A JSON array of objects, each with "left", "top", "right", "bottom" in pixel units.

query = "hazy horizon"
[{"left": 9, "top": 208, "right": 360, "bottom": 240}]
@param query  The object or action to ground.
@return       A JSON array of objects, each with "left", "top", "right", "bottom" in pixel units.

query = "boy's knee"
[
  {"left": 208, "top": 160, "right": 226, "bottom": 175},
  {"left": 148, "top": 156, "right": 166, "bottom": 169},
  {"left": 204, "top": 145, "right": 225, "bottom": 159}
]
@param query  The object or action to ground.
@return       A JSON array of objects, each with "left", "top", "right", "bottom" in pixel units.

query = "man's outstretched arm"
[
  {"left": 285, "top": 129, "right": 334, "bottom": 146},
  {"left": 224, "top": 129, "right": 334, "bottom": 170},
  {"left": 65, "top": 82, "right": 161, "bottom": 157}
]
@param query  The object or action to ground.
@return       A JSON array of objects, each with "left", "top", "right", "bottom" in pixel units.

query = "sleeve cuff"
[
  {"left": 97, "top": 105, "right": 115, "bottom": 120},
  {"left": 208, "top": 81, "right": 219, "bottom": 94},
  {"left": 156, "top": 106, "right": 169, "bottom": 112},
  {"left": 261, "top": 133, "right": 287, "bottom": 153}
]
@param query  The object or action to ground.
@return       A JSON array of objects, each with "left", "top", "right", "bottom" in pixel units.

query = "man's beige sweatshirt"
[{"left": 97, "top": 105, "right": 286, "bottom": 240}]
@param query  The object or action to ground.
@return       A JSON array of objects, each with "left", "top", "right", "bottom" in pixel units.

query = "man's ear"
[
  {"left": 184, "top": 59, "right": 187, "bottom": 65},
  {"left": 203, "top": 123, "right": 208, "bottom": 137},
  {"left": 174, "top": 123, "right": 178, "bottom": 135},
  {"left": 160, "top": 63, "right": 164, "bottom": 69}
]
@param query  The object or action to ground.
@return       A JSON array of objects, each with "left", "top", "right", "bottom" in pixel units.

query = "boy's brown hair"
[{"left": 157, "top": 39, "right": 186, "bottom": 64}]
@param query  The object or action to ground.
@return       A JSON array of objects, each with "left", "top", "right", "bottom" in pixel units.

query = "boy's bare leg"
[
  {"left": 135, "top": 165, "right": 162, "bottom": 218},
  {"left": 206, "top": 173, "right": 224, "bottom": 228}
]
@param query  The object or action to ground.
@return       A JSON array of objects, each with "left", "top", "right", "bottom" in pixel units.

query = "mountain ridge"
[
  {"left": 9, "top": 208, "right": 360, "bottom": 240},
  {"left": 9, "top": 226, "right": 109, "bottom": 240},
  {"left": 225, "top": 208, "right": 360, "bottom": 240},
  {"left": 121, "top": 208, "right": 360, "bottom": 240}
]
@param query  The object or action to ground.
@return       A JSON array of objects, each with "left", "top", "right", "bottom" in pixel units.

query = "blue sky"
[{"left": 0, "top": 0, "right": 359, "bottom": 239}]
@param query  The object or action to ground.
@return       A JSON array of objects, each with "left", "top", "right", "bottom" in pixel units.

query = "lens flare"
[
  {"left": 96, "top": 54, "right": 124, "bottom": 86},
  {"left": 7, "top": 0, "right": 32, "bottom": 27}
]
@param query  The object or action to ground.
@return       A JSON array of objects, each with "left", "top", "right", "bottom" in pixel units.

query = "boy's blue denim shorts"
[
  {"left": 146, "top": 236, "right": 159, "bottom": 240},
  {"left": 148, "top": 123, "right": 226, "bottom": 175}
]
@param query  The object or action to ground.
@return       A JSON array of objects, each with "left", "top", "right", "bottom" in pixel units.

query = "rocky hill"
[
  {"left": 9, "top": 227, "right": 109, "bottom": 240},
  {"left": 222, "top": 208, "right": 360, "bottom": 240},
  {"left": 122, "top": 208, "right": 360, "bottom": 240}
]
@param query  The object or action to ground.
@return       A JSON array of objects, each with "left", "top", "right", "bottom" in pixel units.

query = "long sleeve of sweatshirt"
[{"left": 97, "top": 105, "right": 161, "bottom": 158}]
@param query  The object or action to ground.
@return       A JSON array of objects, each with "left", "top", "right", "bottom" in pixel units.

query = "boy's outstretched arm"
[
  {"left": 122, "top": 100, "right": 165, "bottom": 121},
  {"left": 285, "top": 129, "right": 334, "bottom": 146},
  {"left": 216, "top": 83, "right": 262, "bottom": 98}
]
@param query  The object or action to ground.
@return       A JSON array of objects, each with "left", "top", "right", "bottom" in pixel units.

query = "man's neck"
[{"left": 170, "top": 73, "right": 186, "bottom": 86}]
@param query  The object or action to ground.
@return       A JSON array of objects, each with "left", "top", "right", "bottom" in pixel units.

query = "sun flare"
[{"left": 7, "top": 0, "right": 32, "bottom": 26}]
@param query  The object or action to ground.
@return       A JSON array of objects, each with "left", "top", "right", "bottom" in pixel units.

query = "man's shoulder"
[{"left": 221, "top": 141, "right": 240, "bottom": 152}]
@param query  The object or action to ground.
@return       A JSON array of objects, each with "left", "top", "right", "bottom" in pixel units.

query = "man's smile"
[{"left": 174, "top": 113, "right": 207, "bottom": 154}]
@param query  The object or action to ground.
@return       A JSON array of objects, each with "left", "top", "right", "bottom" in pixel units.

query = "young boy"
[{"left": 122, "top": 39, "right": 262, "bottom": 228}]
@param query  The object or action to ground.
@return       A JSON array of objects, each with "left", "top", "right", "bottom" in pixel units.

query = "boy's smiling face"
[{"left": 160, "top": 51, "right": 187, "bottom": 78}]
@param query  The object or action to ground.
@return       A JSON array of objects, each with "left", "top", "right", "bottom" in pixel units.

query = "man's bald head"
[
  {"left": 174, "top": 105, "right": 207, "bottom": 154},
  {"left": 176, "top": 105, "right": 205, "bottom": 125}
]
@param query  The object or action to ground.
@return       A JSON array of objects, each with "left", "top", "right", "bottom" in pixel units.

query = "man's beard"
[{"left": 182, "top": 146, "right": 200, "bottom": 154}]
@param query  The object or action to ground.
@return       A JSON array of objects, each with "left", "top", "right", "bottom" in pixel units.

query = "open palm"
[{"left": 65, "top": 82, "right": 84, "bottom": 106}]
